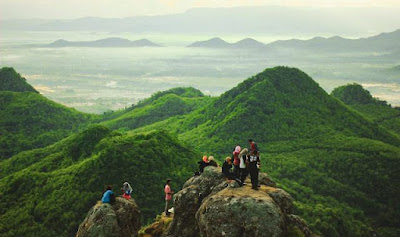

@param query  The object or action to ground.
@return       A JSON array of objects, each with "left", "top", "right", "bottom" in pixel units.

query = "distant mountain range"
[
  {"left": 44, "top": 37, "right": 160, "bottom": 47},
  {"left": 187, "top": 37, "right": 265, "bottom": 48},
  {"left": 188, "top": 29, "right": 400, "bottom": 52}
]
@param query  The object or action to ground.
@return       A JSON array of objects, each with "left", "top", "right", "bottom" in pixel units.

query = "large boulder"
[
  {"left": 196, "top": 187, "right": 285, "bottom": 237},
  {"left": 76, "top": 197, "right": 141, "bottom": 237},
  {"left": 165, "top": 166, "right": 311, "bottom": 237}
]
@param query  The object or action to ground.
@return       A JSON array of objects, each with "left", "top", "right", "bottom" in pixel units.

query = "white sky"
[{"left": 1, "top": 0, "right": 400, "bottom": 19}]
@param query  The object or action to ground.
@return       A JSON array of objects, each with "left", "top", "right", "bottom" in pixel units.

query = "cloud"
[{"left": 1, "top": 0, "right": 399, "bottom": 19}]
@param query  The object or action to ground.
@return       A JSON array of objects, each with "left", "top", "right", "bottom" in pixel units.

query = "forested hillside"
[
  {"left": 332, "top": 83, "right": 400, "bottom": 136},
  {"left": 100, "top": 87, "right": 213, "bottom": 131},
  {"left": 127, "top": 67, "right": 400, "bottom": 236},
  {"left": 0, "top": 67, "right": 38, "bottom": 93},
  {"left": 0, "top": 126, "right": 198, "bottom": 236},
  {"left": 0, "top": 68, "right": 96, "bottom": 159},
  {"left": 1, "top": 67, "right": 399, "bottom": 237}
]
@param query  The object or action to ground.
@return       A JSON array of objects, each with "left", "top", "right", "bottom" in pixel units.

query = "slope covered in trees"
[
  {"left": 1, "top": 67, "right": 400, "bottom": 237},
  {"left": 100, "top": 87, "right": 213, "bottom": 131},
  {"left": 0, "top": 91, "right": 96, "bottom": 160},
  {"left": 0, "top": 67, "right": 38, "bottom": 93},
  {"left": 0, "top": 126, "right": 198, "bottom": 237},
  {"left": 332, "top": 83, "right": 400, "bottom": 136},
  {"left": 128, "top": 67, "right": 400, "bottom": 236}
]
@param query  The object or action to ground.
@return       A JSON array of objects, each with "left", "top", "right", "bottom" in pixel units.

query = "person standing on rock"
[
  {"left": 248, "top": 139, "right": 259, "bottom": 157},
  {"left": 101, "top": 185, "right": 115, "bottom": 204},
  {"left": 247, "top": 151, "right": 261, "bottom": 190},
  {"left": 164, "top": 179, "right": 174, "bottom": 216},
  {"left": 232, "top": 145, "right": 241, "bottom": 179},
  {"left": 239, "top": 148, "right": 249, "bottom": 184}
]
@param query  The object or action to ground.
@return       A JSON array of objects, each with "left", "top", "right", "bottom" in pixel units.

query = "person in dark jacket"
[
  {"left": 222, "top": 157, "right": 236, "bottom": 180},
  {"left": 196, "top": 156, "right": 209, "bottom": 175},
  {"left": 208, "top": 156, "right": 218, "bottom": 167},
  {"left": 247, "top": 151, "right": 261, "bottom": 190}
]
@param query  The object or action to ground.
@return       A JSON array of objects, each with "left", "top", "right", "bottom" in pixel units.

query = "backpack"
[{"left": 110, "top": 193, "right": 116, "bottom": 205}]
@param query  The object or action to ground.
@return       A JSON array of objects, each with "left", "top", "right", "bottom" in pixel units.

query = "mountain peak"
[
  {"left": 331, "top": 83, "right": 380, "bottom": 105},
  {"left": 0, "top": 67, "right": 38, "bottom": 93}
]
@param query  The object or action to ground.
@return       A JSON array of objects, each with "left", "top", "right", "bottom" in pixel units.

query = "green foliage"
[
  {"left": 0, "top": 67, "right": 38, "bottom": 93},
  {"left": 0, "top": 126, "right": 198, "bottom": 237},
  {"left": 2, "top": 66, "right": 400, "bottom": 237},
  {"left": 100, "top": 92, "right": 212, "bottom": 131},
  {"left": 331, "top": 83, "right": 400, "bottom": 137},
  {"left": 0, "top": 91, "right": 96, "bottom": 159}
]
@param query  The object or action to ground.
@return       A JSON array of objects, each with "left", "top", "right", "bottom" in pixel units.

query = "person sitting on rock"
[
  {"left": 102, "top": 185, "right": 115, "bottom": 204},
  {"left": 239, "top": 148, "right": 249, "bottom": 184},
  {"left": 164, "top": 179, "right": 174, "bottom": 216},
  {"left": 222, "top": 157, "right": 243, "bottom": 186},
  {"left": 247, "top": 151, "right": 261, "bottom": 190},
  {"left": 122, "top": 181, "right": 133, "bottom": 200},
  {"left": 196, "top": 156, "right": 209, "bottom": 175},
  {"left": 208, "top": 156, "right": 218, "bottom": 167},
  {"left": 222, "top": 157, "right": 236, "bottom": 179}
]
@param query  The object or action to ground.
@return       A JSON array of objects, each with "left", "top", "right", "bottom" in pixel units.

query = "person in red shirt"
[{"left": 164, "top": 179, "right": 174, "bottom": 216}]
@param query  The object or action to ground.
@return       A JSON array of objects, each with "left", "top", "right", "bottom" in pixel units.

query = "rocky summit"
[
  {"left": 162, "top": 166, "right": 313, "bottom": 237},
  {"left": 76, "top": 197, "right": 141, "bottom": 237}
]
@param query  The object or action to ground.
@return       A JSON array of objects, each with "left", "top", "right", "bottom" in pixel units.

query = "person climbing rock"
[
  {"left": 239, "top": 148, "right": 249, "bottom": 184},
  {"left": 208, "top": 156, "right": 218, "bottom": 167},
  {"left": 247, "top": 152, "right": 261, "bottom": 190},
  {"left": 122, "top": 181, "right": 133, "bottom": 200},
  {"left": 232, "top": 145, "right": 241, "bottom": 179},
  {"left": 101, "top": 185, "right": 115, "bottom": 204},
  {"left": 164, "top": 179, "right": 174, "bottom": 216}
]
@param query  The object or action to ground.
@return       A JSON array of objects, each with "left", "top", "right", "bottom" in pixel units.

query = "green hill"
[
  {"left": 0, "top": 91, "right": 96, "bottom": 159},
  {"left": 100, "top": 87, "right": 213, "bottom": 131},
  {"left": 332, "top": 83, "right": 400, "bottom": 136},
  {"left": 128, "top": 67, "right": 400, "bottom": 236},
  {"left": 1, "top": 67, "right": 400, "bottom": 236},
  {"left": 0, "top": 125, "right": 198, "bottom": 237},
  {"left": 0, "top": 67, "right": 38, "bottom": 93}
]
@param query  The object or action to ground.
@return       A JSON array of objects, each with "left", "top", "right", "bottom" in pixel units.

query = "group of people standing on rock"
[{"left": 197, "top": 139, "right": 261, "bottom": 190}]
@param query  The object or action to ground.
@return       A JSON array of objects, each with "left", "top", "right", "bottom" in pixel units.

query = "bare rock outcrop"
[{"left": 76, "top": 197, "right": 141, "bottom": 237}]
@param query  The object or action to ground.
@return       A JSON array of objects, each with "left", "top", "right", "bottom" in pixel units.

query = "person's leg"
[
  {"left": 256, "top": 168, "right": 260, "bottom": 187},
  {"left": 240, "top": 168, "right": 247, "bottom": 184},
  {"left": 249, "top": 166, "right": 255, "bottom": 189},
  {"left": 234, "top": 165, "right": 240, "bottom": 179},
  {"left": 165, "top": 200, "right": 169, "bottom": 215}
]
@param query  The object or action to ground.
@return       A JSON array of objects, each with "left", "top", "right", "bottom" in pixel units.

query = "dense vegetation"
[
  {"left": 0, "top": 91, "right": 96, "bottom": 159},
  {"left": 0, "top": 67, "right": 38, "bottom": 93},
  {"left": 332, "top": 83, "right": 400, "bottom": 137},
  {"left": 1, "top": 66, "right": 399, "bottom": 237},
  {"left": 129, "top": 67, "right": 400, "bottom": 236},
  {"left": 100, "top": 87, "right": 213, "bottom": 131},
  {"left": 0, "top": 126, "right": 198, "bottom": 236},
  {"left": 0, "top": 68, "right": 96, "bottom": 159}
]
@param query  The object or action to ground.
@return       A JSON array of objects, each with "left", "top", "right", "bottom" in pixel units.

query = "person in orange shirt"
[{"left": 164, "top": 179, "right": 174, "bottom": 216}]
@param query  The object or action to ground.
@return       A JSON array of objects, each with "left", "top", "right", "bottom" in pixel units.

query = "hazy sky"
[{"left": 1, "top": 0, "right": 400, "bottom": 19}]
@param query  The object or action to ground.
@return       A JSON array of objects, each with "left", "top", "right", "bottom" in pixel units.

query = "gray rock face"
[
  {"left": 196, "top": 188, "right": 284, "bottom": 237},
  {"left": 76, "top": 197, "right": 141, "bottom": 237},
  {"left": 165, "top": 166, "right": 308, "bottom": 237}
]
